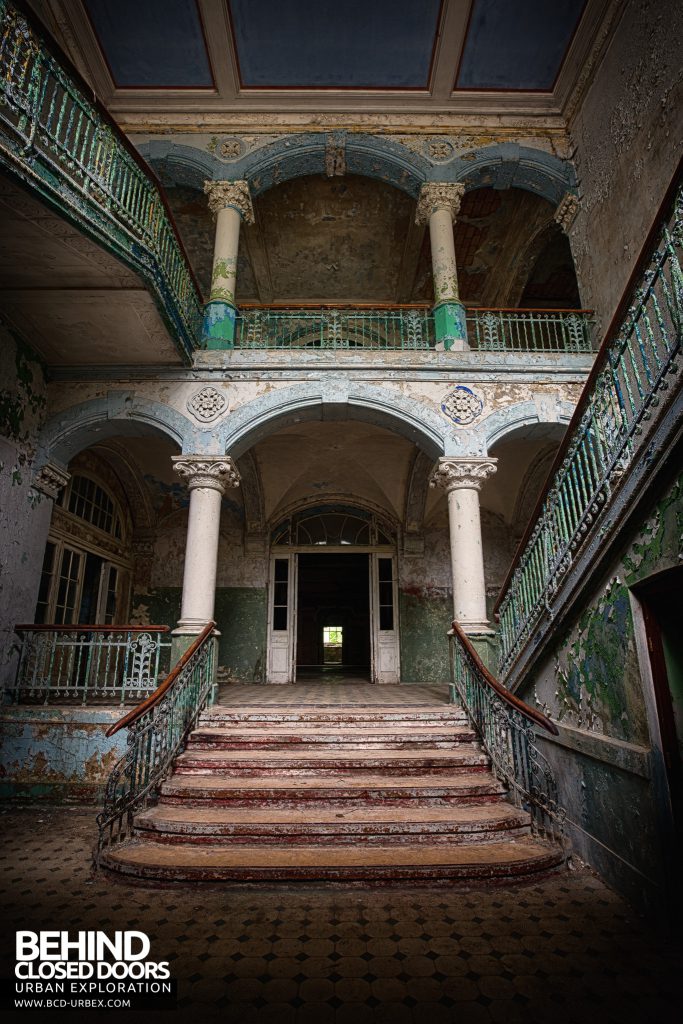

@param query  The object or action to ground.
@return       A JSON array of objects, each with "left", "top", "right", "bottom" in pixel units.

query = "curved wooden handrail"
[
  {"left": 16, "top": 624, "right": 170, "bottom": 633},
  {"left": 450, "top": 621, "right": 559, "bottom": 735},
  {"left": 106, "top": 621, "right": 215, "bottom": 738}
]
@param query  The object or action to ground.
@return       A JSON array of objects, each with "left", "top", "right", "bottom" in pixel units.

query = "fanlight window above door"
[{"left": 272, "top": 507, "right": 393, "bottom": 547}]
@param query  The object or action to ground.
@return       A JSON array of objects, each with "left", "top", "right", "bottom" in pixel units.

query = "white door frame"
[
  {"left": 266, "top": 546, "right": 399, "bottom": 684},
  {"left": 370, "top": 552, "right": 400, "bottom": 684}
]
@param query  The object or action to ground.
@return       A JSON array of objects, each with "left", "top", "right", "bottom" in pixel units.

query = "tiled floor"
[
  {"left": 1, "top": 806, "right": 678, "bottom": 1023},
  {"left": 216, "top": 684, "right": 451, "bottom": 706}
]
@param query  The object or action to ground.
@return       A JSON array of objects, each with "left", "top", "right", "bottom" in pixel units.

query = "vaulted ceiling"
[{"left": 30, "top": 0, "right": 611, "bottom": 120}]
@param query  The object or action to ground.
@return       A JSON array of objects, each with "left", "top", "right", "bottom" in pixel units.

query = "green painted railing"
[
  {"left": 96, "top": 622, "right": 217, "bottom": 860},
  {"left": 12, "top": 624, "right": 172, "bottom": 704},
  {"left": 0, "top": 0, "right": 202, "bottom": 360},
  {"left": 234, "top": 305, "right": 594, "bottom": 352},
  {"left": 495, "top": 176, "right": 682, "bottom": 676}
]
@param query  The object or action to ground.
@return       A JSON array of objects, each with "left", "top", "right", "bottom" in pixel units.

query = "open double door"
[{"left": 266, "top": 551, "right": 399, "bottom": 684}]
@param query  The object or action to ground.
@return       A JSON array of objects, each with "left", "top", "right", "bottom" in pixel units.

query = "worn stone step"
[
  {"left": 160, "top": 771, "right": 507, "bottom": 806},
  {"left": 186, "top": 724, "right": 476, "bottom": 750},
  {"left": 199, "top": 708, "right": 467, "bottom": 727},
  {"left": 100, "top": 835, "right": 564, "bottom": 883},
  {"left": 134, "top": 802, "right": 531, "bottom": 845},
  {"left": 173, "top": 745, "right": 489, "bottom": 776}
]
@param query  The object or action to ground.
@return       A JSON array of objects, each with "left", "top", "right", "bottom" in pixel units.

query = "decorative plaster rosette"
[
  {"left": 187, "top": 385, "right": 228, "bottom": 423},
  {"left": 441, "top": 385, "right": 484, "bottom": 425}
]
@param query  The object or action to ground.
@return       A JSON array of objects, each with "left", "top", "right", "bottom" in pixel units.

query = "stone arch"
[
  {"left": 220, "top": 380, "right": 448, "bottom": 461},
  {"left": 36, "top": 393, "right": 197, "bottom": 469},
  {"left": 89, "top": 439, "right": 156, "bottom": 533},
  {"left": 142, "top": 136, "right": 574, "bottom": 206},
  {"left": 476, "top": 398, "right": 576, "bottom": 453}
]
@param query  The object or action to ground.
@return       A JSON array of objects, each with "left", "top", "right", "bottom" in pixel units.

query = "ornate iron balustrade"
[
  {"left": 235, "top": 305, "right": 435, "bottom": 350},
  {"left": 0, "top": 0, "right": 202, "bottom": 360},
  {"left": 234, "top": 305, "right": 594, "bottom": 352},
  {"left": 449, "top": 622, "right": 565, "bottom": 841},
  {"left": 467, "top": 308, "right": 594, "bottom": 353},
  {"left": 11, "top": 625, "right": 172, "bottom": 705},
  {"left": 96, "top": 621, "right": 216, "bottom": 860},
  {"left": 496, "top": 178, "right": 682, "bottom": 676}
]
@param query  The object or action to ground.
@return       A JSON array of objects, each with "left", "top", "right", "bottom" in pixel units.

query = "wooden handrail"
[
  {"left": 493, "top": 156, "right": 683, "bottom": 614},
  {"left": 450, "top": 620, "right": 559, "bottom": 735},
  {"left": 15, "top": 624, "right": 170, "bottom": 633},
  {"left": 237, "top": 303, "right": 594, "bottom": 314},
  {"left": 105, "top": 621, "right": 215, "bottom": 738}
]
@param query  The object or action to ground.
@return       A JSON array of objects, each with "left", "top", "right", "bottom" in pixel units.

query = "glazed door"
[
  {"left": 371, "top": 553, "right": 400, "bottom": 684},
  {"left": 267, "top": 554, "right": 297, "bottom": 684}
]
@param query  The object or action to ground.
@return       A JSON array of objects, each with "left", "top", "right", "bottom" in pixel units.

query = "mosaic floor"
[{"left": 0, "top": 806, "right": 678, "bottom": 1023}]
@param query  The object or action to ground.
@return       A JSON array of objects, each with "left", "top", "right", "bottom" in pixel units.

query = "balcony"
[{"left": 234, "top": 305, "right": 595, "bottom": 354}]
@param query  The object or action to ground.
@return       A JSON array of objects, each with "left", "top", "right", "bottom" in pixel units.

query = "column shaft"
[
  {"left": 179, "top": 485, "right": 222, "bottom": 627},
  {"left": 202, "top": 181, "right": 254, "bottom": 350},
  {"left": 447, "top": 487, "right": 487, "bottom": 625},
  {"left": 429, "top": 206, "right": 460, "bottom": 305},
  {"left": 416, "top": 183, "right": 467, "bottom": 351}
]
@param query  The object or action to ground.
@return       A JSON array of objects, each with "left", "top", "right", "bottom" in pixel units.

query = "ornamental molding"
[
  {"left": 416, "top": 182, "right": 466, "bottom": 225},
  {"left": 441, "top": 385, "right": 484, "bottom": 425},
  {"left": 172, "top": 456, "right": 241, "bottom": 494},
  {"left": 187, "top": 385, "right": 228, "bottom": 423},
  {"left": 554, "top": 192, "right": 580, "bottom": 232},
  {"left": 430, "top": 458, "right": 498, "bottom": 493},
  {"left": 203, "top": 180, "right": 254, "bottom": 224},
  {"left": 33, "top": 462, "right": 70, "bottom": 500}
]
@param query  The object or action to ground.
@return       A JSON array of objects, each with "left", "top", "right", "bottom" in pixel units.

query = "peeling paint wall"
[
  {"left": 521, "top": 471, "right": 683, "bottom": 916},
  {"left": 568, "top": 0, "right": 683, "bottom": 332},
  {"left": 0, "top": 325, "right": 50, "bottom": 687},
  {"left": 0, "top": 707, "right": 127, "bottom": 802}
]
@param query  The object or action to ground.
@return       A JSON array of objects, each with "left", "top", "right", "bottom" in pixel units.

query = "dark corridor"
[{"left": 296, "top": 553, "right": 370, "bottom": 681}]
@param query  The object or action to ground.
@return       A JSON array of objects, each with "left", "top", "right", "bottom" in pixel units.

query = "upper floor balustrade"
[
  {"left": 234, "top": 304, "right": 595, "bottom": 354},
  {"left": 0, "top": 0, "right": 202, "bottom": 361},
  {"left": 495, "top": 172, "right": 682, "bottom": 678}
]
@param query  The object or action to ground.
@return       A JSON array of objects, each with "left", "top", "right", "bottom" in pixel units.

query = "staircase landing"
[{"left": 100, "top": 686, "right": 564, "bottom": 884}]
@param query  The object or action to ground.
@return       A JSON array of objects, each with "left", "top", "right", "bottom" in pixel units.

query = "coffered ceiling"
[{"left": 29, "top": 0, "right": 618, "bottom": 124}]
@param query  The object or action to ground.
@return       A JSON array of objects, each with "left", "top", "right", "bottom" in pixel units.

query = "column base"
[
  {"left": 201, "top": 299, "right": 237, "bottom": 349},
  {"left": 433, "top": 301, "right": 468, "bottom": 351},
  {"left": 460, "top": 626, "right": 499, "bottom": 675},
  {"left": 171, "top": 622, "right": 221, "bottom": 664}
]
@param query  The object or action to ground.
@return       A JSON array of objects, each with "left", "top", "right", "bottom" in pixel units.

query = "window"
[
  {"left": 323, "top": 626, "right": 343, "bottom": 664},
  {"left": 63, "top": 474, "right": 121, "bottom": 537},
  {"left": 272, "top": 558, "right": 289, "bottom": 631},
  {"left": 272, "top": 506, "right": 393, "bottom": 546},
  {"left": 378, "top": 558, "right": 395, "bottom": 631}
]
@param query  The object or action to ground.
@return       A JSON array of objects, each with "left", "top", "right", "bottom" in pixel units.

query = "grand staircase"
[{"left": 100, "top": 689, "right": 564, "bottom": 883}]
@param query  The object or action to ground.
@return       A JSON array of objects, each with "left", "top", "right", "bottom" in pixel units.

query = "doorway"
[{"left": 296, "top": 553, "right": 371, "bottom": 683}]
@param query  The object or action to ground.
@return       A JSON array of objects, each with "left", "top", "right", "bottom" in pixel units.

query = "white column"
[
  {"left": 202, "top": 180, "right": 254, "bottom": 348},
  {"left": 172, "top": 456, "right": 240, "bottom": 632},
  {"left": 430, "top": 457, "right": 497, "bottom": 630},
  {"left": 416, "top": 183, "right": 467, "bottom": 350}
]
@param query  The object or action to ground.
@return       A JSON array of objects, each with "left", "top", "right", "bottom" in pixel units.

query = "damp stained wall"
[
  {"left": 0, "top": 325, "right": 51, "bottom": 688},
  {"left": 520, "top": 470, "right": 683, "bottom": 916}
]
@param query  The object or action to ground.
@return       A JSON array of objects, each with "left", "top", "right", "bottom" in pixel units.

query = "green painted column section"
[
  {"left": 433, "top": 300, "right": 467, "bottom": 351},
  {"left": 202, "top": 180, "right": 254, "bottom": 351}
]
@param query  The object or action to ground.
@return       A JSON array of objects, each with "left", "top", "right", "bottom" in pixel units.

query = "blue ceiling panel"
[
  {"left": 84, "top": 0, "right": 213, "bottom": 88},
  {"left": 457, "top": 0, "right": 586, "bottom": 91},
  {"left": 228, "top": 0, "right": 441, "bottom": 89}
]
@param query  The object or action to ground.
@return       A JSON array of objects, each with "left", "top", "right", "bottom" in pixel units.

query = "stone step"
[
  {"left": 134, "top": 802, "right": 531, "bottom": 845},
  {"left": 173, "top": 745, "right": 489, "bottom": 776},
  {"left": 199, "top": 707, "right": 467, "bottom": 727},
  {"left": 100, "top": 835, "right": 564, "bottom": 883},
  {"left": 186, "top": 724, "right": 476, "bottom": 750},
  {"left": 160, "top": 771, "right": 507, "bottom": 806}
]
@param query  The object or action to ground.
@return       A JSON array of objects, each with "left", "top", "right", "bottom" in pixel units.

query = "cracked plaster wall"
[{"left": 568, "top": 0, "right": 683, "bottom": 334}]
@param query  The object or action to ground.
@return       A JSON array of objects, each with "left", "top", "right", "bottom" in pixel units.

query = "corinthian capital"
[
  {"left": 430, "top": 457, "right": 497, "bottom": 493},
  {"left": 172, "top": 455, "right": 241, "bottom": 494},
  {"left": 416, "top": 182, "right": 466, "bottom": 225},
  {"left": 33, "top": 462, "right": 70, "bottom": 499},
  {"left": 203, "top": 180, "right": 255, "bottom": 224}
]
